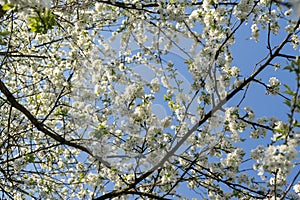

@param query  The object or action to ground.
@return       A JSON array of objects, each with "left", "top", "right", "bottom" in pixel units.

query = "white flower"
[
  {"left": 53, "top": 68, "right": 61, "bottom": 77},
  {"left": 134, "top": 106, "right": 146, "bottom": 119},
  {"left": 293, "top": 182, "right": 300, "bottom": 195},
  {"left": 225, "top": 107, "right": 239, "bottom": 121},
  {"left": 189, "top": 10, "right": 200, "bottom": 21},
  {"left": 161, "top": 116, "right": 172, "bottom": 128},
  {"left": 150, "top": 77, "right": 160, "bottom": 93},
  {"left": 94, "top": 84, "right": 104, "bottom": 95},
  {"left": 269, "top": 77, "right": 280, "bottom": 87},
  {"left": 250, "top": 145, "right": 264, "bottom": 160},
  {"left": 244, "top": 106, "right": 255, "bottom": 121},
  {"left": 95, "top": 2, "right": 102, "bottom": 12},
  {"left": 233, "top": 79, "right": 243, "bottom": 88},
  {"left": 221, "top": 148, "right": 244, "bottom": 168},
  {"left": 231, "top": 66, "right": 240, "bottom": 77},
  {"left": 119, "top": 63, "right": 125, "bottom": 71},
  {"left": 274, "top": 120, "right": 285, "bottom": 131},
  {"left": 267, "top": 77, "right": 281, "bottom": 95},
  {"left": 161, "top": 76, "right": 170, "bottom": 88},
  {"left": 233, "top": 0, "right": 254, "bottom": 20},
  {"left": 291, "top": 35, "right": 299, "bottom": 49},
  {"left": 251, "top": 24, "right": 259, "bottom": 41},
  {"left": 284, "top": 9, "right": 293, "bottom": 16},
  {"left": 123, "top": 83, "right": 144, "bottom": 101}
]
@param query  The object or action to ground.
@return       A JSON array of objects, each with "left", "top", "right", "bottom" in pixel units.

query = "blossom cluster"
[{"left": 0, "top": 0, "right": 299, "bottom": 199}]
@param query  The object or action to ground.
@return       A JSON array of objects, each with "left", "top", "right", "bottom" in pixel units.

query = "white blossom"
[
  {"left": 150, "top": 77, "right": 160, "bottom": 93},
  {"left": 0, "top": 0, "right": 299, "bottom": 199},
  {"left": 251, "top": 24, "right": 260, "bottom": 41},
  {"left": 267, "top": 77, "right": 281, "bottom": 95},
  {"left": 233, "top": 0, "right": 254, "bottom": 20},
  {"left": 294, "top": 183, "right": 300, "bottom": 196}
]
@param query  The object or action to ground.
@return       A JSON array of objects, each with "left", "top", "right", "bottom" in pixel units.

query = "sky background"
[
  {"left": 160, "top": 15, "right": 300, "bottom": 198},
  {"left": 72, "top": 3, "right": 300, "bottom": 199}
]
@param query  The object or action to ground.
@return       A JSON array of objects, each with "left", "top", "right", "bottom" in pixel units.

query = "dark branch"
[
  {"left": 0, "top": 79, "right": 111, "bottom": 168},
  {"left": 0, "top": 52, "right": 48, "bottom": 58}
]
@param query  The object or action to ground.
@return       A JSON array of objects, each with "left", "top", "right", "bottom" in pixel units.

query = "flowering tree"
[{"left": 0, "top": 0, "right": 299, "bottom": 199}]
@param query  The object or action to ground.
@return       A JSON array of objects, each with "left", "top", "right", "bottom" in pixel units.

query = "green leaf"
[
  {"left": 54, "top": 107, "right": 68, "bottom": 116},
  {"left": 2, "top": 3, "right": 14, "bottom": 11},
  {"left": 283, "top": 65, "right": 293, "bottom": 72},
  {"left": 283, "top": 84, "right": 295, "bottom": 96},
  {"left": 46, "top": 185, "right": 53, "bottom": 194},
  {"left": 184, "top": 59, "right": 193, "bottom": 65},
  {"left": 25, "top": 153, "right": 35, "bottom": 163},
  {"left": 28, "top": 9, "right": 57, "bottom": 34},
  {"left": 97, "top": 124, "right": 108, "bottom": 135},
  {"left": 0, "top": 31, "right": 10, "bottom": 36},
  {"left": 79, "top": 172, "right": 84, "bottom": 181},
  {"left": 0, "top": 39, "right": 6, "bottom": 45},
  {"left": 164, "top": 94, "right": 172, "bottom": 101},
  {"left": 284, "top": 99, "right": 291, "bottom": 107},
  {"left": 283, "top": 84, "right": 291, "bottom": 91},
  {"left": 275, "top": 135, "right": 284, "bottom": 141}
]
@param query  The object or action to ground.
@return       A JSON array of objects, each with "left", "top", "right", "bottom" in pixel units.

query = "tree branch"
[
  {"left": 0, "top": 52, "right": 48, "bottom": 58},
  {"left": 0, "top": 79, "right": 111, "bottom": 168}
]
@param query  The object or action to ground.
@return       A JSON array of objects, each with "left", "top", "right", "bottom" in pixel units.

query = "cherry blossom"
[{"left": 0, "top": 0, "right": 299, "bottom": 199}]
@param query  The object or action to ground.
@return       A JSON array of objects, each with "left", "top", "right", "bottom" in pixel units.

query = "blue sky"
[
  {"left": 168, "top": 14, "right": 300, "bottom": 198},
  {"left": 65, "top": 3, "right": 300, "bottom": 199}
]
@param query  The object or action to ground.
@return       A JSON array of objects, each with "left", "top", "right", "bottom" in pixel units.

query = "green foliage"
[
  {"left": 24, "top": 153, "right": 35, "bottom": 163},
  {"left": 163, "top": 94, "right": 172, "bottom": 101},
  {"left": 201, "top": 91, "right": 211, "bottom": 105},
  {"left": 0, "top": 30, "right": 9, "bottom": 45},
  {"left": 2, "top": 3, "right": 14, "bottom": 11},
  {"left": 0, "top": 31, "right": 9, "bottom": 36},
  {"left": 283, "top": 58, "right": 300, "bottom": 113},
  {"left": 55, "top": 107, "right": 68, "bottom": 116},
  {"left": 28, "top": 9, "right": 56, "bottom": 34},
  {"left": 283, "top": 56, "right": 300, "bottom": 75},
  {"left": 97, "top": 124, "right": 108, "bottom": 135}
]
